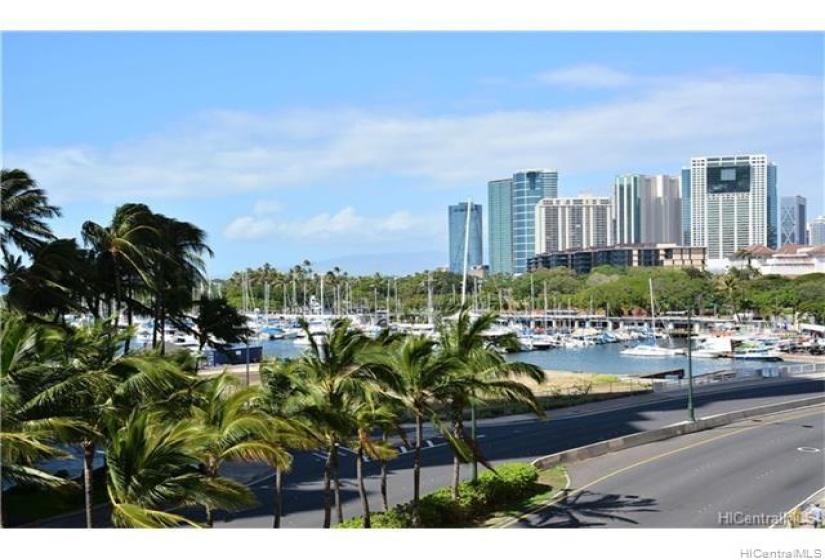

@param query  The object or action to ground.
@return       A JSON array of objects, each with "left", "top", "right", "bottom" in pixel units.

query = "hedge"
[{"left": 336, "top": 462, "right": 539, "bottom": 528}]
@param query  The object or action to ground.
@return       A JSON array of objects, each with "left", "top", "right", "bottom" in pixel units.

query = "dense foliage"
[{"left": 335, "top": 462, "right": 540, "bottom": 528}]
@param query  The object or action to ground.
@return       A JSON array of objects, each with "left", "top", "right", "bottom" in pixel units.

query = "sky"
[{"left": 3, "top": 31, "right": 824, "bottom": 278}]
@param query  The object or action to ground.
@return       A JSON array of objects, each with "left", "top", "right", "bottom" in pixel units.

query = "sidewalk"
[{"left": 787, "top": 488, "right": 825, "bottom": 529}]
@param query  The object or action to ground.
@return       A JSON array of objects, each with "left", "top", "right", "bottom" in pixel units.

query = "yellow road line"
[{"left": 497, "top": 406, "right": 824, "bottom": 528}]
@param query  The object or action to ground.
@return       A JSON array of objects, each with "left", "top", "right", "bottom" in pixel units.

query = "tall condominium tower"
[
  {"left": 488, "top": 179, "right": 513, "bottom": 275},
  {"left": 512, "top": 169, "right": 558, "bottom": 273},
  {"left": 488, "top": 169, "right": 558, "bottom": 275},
  {"left": 681, "top": 167, "right": 691, "bottom": 246},
  {"left": 535, "top": 196, "right": 612, "bottom": 254},
  {"left": 809, "top": 216, "right": 825, "bottom": 246},
  {"left": 612, "top": 174, "right": 681, "bottom": 245},
  {"left": 780, "top": 195, "right": 807, "bottom": 246},
  {"left": 689, "top": 154, "right": 778, "bottom": 259},
  {"left": 447, "top": 201, "right": 483, "bottom": 275}
]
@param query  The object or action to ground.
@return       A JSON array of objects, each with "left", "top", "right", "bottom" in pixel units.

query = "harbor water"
[{"left": 257, "top": 338, "right": 785, "bottom": 378}]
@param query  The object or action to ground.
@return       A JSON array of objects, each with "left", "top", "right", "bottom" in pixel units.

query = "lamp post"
[
  {"left": 687, "top": 302, "right": 695, "bottom": 422},
  {"left": 245, "top": 337, "right": 250, "bottom": 387}
]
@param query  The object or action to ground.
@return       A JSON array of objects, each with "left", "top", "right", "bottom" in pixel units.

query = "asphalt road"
[
  {"left": 32, "top": 375, "right": 824, "bottom": 528},
  {"left": 506, "top": 405, "right": 825, "bottom": 528}
]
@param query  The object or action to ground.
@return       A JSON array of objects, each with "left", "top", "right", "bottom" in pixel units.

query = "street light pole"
[{"left": 687, "top": 303, "right": 695, "bottom": 422}]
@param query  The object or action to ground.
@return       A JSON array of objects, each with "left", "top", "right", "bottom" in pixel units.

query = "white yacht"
[{"left": 620, "top": 279, "right": 685, "bottom": 357}]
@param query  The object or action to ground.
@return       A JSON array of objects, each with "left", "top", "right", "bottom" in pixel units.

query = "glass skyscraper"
[
  {"left": 448, "top": 202, "right": 483, "bottom": 275},
  {"left": 689, "top": 154, "right": 778, "bottom": 259},
  {"left": 511, "top": 169, "right": 558, "bottom": 274},
  {"left": 488, "top": 179, "right": 513, "bottom": 275},
  {"left": 780, "top": 195, "right": 807, "bottom": 246}
]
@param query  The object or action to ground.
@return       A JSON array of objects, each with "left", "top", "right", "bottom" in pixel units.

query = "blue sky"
[{"left": 3, "top": 32, "right": 823, "bottom": 277}]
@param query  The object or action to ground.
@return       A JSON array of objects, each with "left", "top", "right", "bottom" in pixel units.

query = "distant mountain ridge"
[{"left": 310, "top": 250, "right": 447, "bottom": 276}]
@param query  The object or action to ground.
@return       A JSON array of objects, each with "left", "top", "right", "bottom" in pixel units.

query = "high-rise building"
[
  {"left": 810, "top": 216, "right": 825, "bottom": 246},
  {"left": 689, "top": 154, "right": 778, "bottom": 259},
  {"left": 448, "top": 201, "right": 483, "bottom": 275},
  {"left": 487, "top": 169, "right": 558, "bottom": 275},
  {"left": 488, "top": 179, "right": 513, "bottom": 275},
  {"left": 681, "top": 168, "right": 691, "bottom": 246},
  {"left": 780, "top": 195, "right": 807, "bottom": 246},
  {"left": 535, "top": 196, "right": 612, "bottom": 254},
  {"left": 512, "top": 169, "right": 558, "bottom": 274},
  {"left": 612, "top": 174, "right": 681, "bottom": 245}
]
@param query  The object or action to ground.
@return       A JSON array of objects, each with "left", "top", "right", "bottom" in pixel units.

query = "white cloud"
[
  {"left": 224, "top": 206, "right": 443, "bottom": 245},
  {"left": 535, "top": 64, "right": 633, "bottom": 88},
  {"left": 7, "top": 69, "right": 822, "bottom": 207}
]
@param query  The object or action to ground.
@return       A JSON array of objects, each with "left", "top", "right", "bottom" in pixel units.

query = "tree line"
[{"left": 223, "top": 259, "right": 825, "bottom": 325}]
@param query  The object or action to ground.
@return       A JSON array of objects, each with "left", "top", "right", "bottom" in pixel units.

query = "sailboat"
[{"left": 620, "top": 279, "right": 685, "bottom": 357}]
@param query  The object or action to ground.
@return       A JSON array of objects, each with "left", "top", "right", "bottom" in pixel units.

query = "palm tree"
[
  {"left": 0, "top": 169, "right": 61, "bottom": 258},
  {"left": 105, "top": 408, "right": 253, "bottom": 528},
  {"left": 259, "top": 358, "right": 317, "bottom": 528},
  {"left": 188, "top": 373, "right": 288, "bottom": 527},
  {"left": 24, "top": 320, "right": 193, "bottom": 527},
  {"left": 0, "top": 312, "right": 77, "bottom": 527},
  {"left": 348, "top": 388, "right": 399, "bottom": 528},
  {"left": 188, "top": 295, "right": 253, "bottom": 372},
  {"left": 81, "top": 203, "right": 156, "bottom": 333},
  {"left": 437, "top": 307, "right": 545, "bottom": 498},
  {"left": 145, "top": 213, "right": 213, "bottom": 352},
  {"left": 292, "top": 317, "right": 383, "bottom": 528},
  {"left": 379, "top": 335, "right": 459, "bottom": 527}
]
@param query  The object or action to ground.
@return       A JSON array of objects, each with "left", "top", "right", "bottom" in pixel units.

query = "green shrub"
[
  {"left": 335, "top": 509, "right": 411, "bottom": 528},
  {"left": 335, "top": 462, "right": 541, "bottom": 528}
]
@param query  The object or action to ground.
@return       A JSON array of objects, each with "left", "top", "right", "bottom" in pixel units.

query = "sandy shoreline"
[{"left": 201, "top": 364, "right": 652, "bottom": 395}]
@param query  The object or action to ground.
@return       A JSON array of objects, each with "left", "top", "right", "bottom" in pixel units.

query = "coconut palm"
[
  {"left": 437, "top": 307, "right": 545, "bottom": 498},
  {"left": 24, "top": 319, "right": 193, "bottom": 527},
  {"left": 188, "top": 295, "right": 253, "bottom": 371},
  {"left": 146, "top": 214, "right": 213, "bottom": 352},
  {"left": 105, "top": 408, "right": 253, "bottom": 528},
  {"left": 379, "top": 335, "right": 459, "bottom": 526},
  {"left": 259, "top": 358, "right": 318, "bottom": 528},
  {"left": 292, "top": 317, "right": 384, "bottom": 528},
  {"left": 0, "top": 312, "right": 77, "bottom": 527},
  {"left": 187, "top": 373, "right": 289, "bottom": 527},
  {"left": 81, "top": 203, "right": 156, "bottom": 333},
  {"left": 347, "top": 388, "right": 400, "bottom": 528},
  {"left": 0, "top": 169, "right": 61, "bottom": 258}
]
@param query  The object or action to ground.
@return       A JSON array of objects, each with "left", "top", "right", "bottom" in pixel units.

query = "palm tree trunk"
[
  {"left": 356, "top": 446, "right": 371, "bottom": 528},
  {"left": 113, "top": 259, "right": 122, "bottom": 330},
  {"left": 451, "top": 417, "right": 463, "bottom": 499},
  {"left": 273, "top": 467, "right": 283, "bottom": 528},
  {"left": 413, "top": 413, "right": 423, "bottom": 527},
  {"left": 124, "top": 280, "right": 133, "bottom": 354},
  {"left": 82, "top": 440, "right": 96, "bottom": 528},
  {"left": 380, "top": 431, "right": 389, "bottom": 512},
  {"left": 332, "top": 444, "right": 344, "bottom": 525},
  {"left": 322, "top": 448, "right": 333, "bottom": 528},
  {"left": 0, "top": 479, "right": 5, "bottom": 528},
  {"left": 205, "top": 505, "right": 215, "bottom": 528}
]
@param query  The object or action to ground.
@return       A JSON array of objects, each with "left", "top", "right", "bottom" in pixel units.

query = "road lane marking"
[{"left": 497, "top": 406, "right": 824, "bottom": 528}]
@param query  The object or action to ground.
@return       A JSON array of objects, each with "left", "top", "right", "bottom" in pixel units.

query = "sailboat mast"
[
  {"left": 649, "top": 278, "right": 657, "bottom": 339},
  {"left": 460, "top": 198, "right": 472, "bottom": 307}
]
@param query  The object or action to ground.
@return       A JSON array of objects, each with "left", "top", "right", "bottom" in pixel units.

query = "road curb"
[{"left": 532, "top": 395, "right": 825, "bottom": 470}]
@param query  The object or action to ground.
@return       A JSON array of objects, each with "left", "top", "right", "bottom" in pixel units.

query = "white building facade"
[
  {"left": 689, "top": 154, "right": 778, "bottom": 261},
  {"left": 535, "top": 196, "right": 612, "bottom": 254}
]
